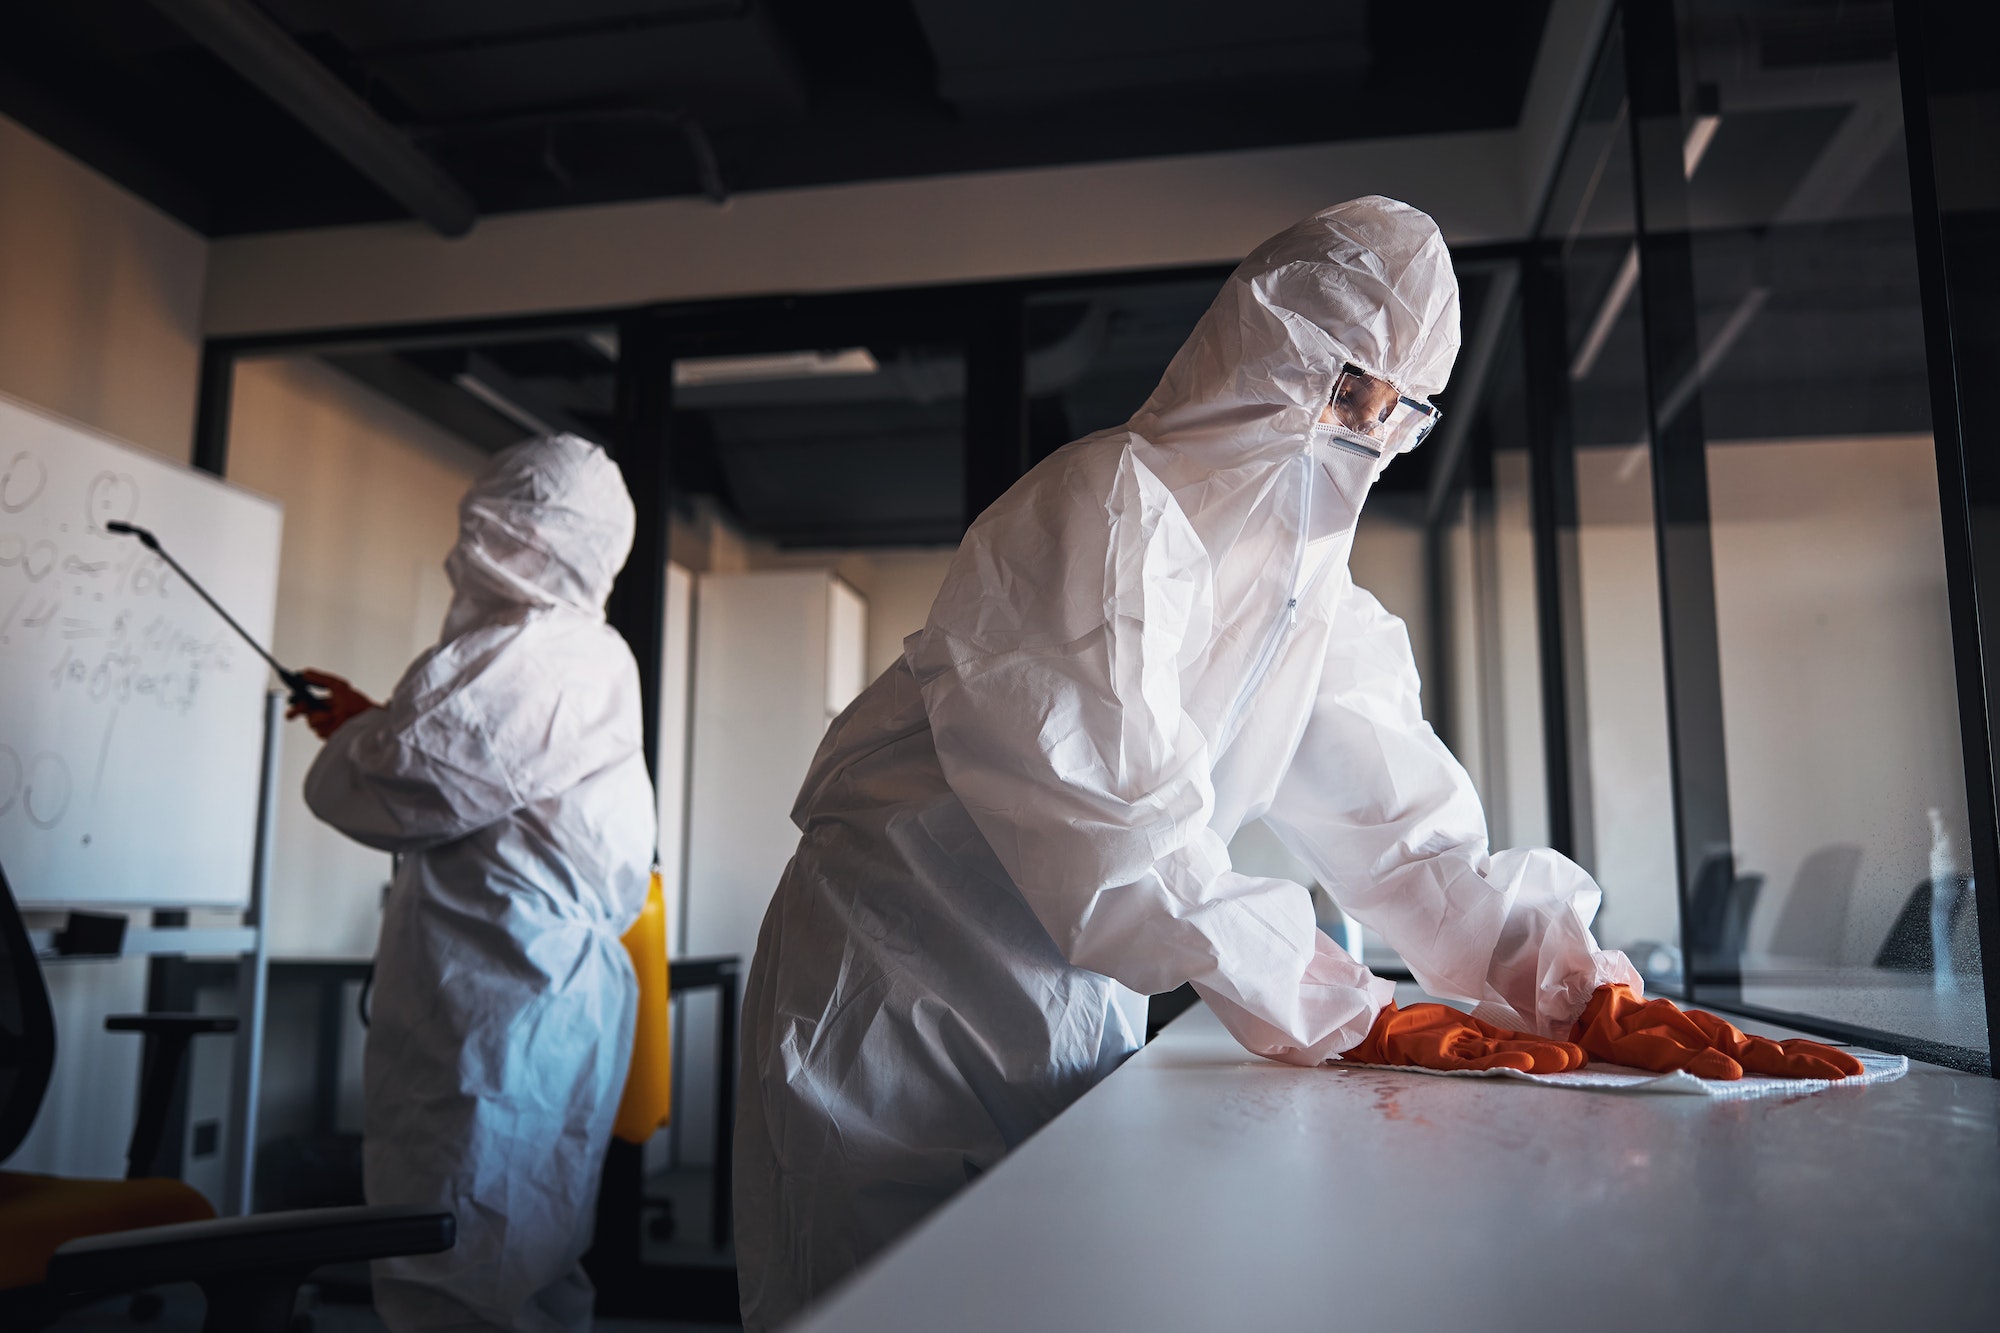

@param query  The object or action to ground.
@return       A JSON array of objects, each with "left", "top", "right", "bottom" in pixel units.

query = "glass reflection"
[{"left": 1669, "top": 0, "right": 1983, "bottom": 1051}]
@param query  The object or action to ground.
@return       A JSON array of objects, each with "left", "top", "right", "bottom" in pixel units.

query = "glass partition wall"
[
  {"left": 1670, "top": 0, "right": 1979, "bottom": 1053},
  {"left": 1436, "top": 0, "right": 1992, "bottom": 1068}
]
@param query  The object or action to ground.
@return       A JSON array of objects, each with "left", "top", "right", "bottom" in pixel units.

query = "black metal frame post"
[
  {"left": 962, "top": 287, "right": 1030, "bottom": 529},
  {"left": 1620, "top": 0, "right": 1738, "bottom": 1000},
  {"left": 1471, "top": 442, "right": 1511, "bottom": 829},
  {"left": 1895, "top": 0, "right": 2000, "bottom": 1069},
  {"left": 604, "top": 313, "right": 678, "bottom": 779},
  {"left": 1424, "top": 508, "right": 1457, "bottom": 747},
  {"left": 584, "top": 957, "right": 742, "bottom": 1324},
  {"left": 191, "top": 342, "right": 236, "bottom": 477},
  {"left": 588, "top": 311, "right": 683, "bottom": 1309},
  {"left": 711, "top": 957, "right": 737, "bottom": 1252},
  {"left": 1521, "top": 249, "right": 1592, "bottom": 868}
]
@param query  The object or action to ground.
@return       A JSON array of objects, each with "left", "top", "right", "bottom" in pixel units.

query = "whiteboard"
[{"left": 0, "top": 391, "right": 282, "bottom": 909}]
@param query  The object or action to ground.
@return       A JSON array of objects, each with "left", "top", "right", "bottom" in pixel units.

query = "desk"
[
  {"left": 791, "top": 992, "right": 2000, "bottom": 1333},
  {"left": 587, "top": 954, "right": 742, "bottom": 1325}
]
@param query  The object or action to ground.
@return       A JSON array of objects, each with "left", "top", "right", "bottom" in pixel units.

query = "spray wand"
[{"left": 105, "top": 520, "right": 328, "bottom": 712}]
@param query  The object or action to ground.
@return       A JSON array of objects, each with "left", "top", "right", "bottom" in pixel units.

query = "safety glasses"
[{"left": 1328, "top": 362, "right": 1441, "bottom": 453}]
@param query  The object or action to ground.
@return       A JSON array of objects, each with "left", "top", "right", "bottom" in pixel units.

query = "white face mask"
[
  {"left": 1306, "top": 422, "right": 1385, "bottom": 542},
  {"left": 1310, "top": 419, "right": 1384, "bottom": 462}
]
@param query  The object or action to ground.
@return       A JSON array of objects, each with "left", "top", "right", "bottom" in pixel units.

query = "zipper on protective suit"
[
  {"left": 1219, "top": 449, "right": 1313, "bottom": 749},
  {"left": 1217, "top": 435, "right": 1381, "bottom": 750}
]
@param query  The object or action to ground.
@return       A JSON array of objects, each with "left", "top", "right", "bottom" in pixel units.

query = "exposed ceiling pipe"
[
  {"left": 415, "top": 109, "right": 730, "bottom": 206},
  {"left": 146, "top": 0, "right": 477, "bottom": 237},
  {"left": 453, "top": 352, "right": 605, "bottom": 446}
]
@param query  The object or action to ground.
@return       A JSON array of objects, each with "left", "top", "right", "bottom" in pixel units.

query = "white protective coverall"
[
  {"left": 305, "top": 434, "right": 656, "bottom": 1333},
  {"left": 734, "top": 197, "right": 1641, "bottom": 1330}
]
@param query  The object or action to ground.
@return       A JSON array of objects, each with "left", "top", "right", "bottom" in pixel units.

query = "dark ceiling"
[
  {"left": 0, "top": 0, "right": 1538, "bottom": 548},
  {"left": 0, "top": 0, "right": 1551, "bottom": 237}
]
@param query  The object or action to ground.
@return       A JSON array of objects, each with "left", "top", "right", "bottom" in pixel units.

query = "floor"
[
  {"left": 43, "top": 1154, "right": 745, "bottom": 1331},
  {"left": 641, "top": 1164, "right": 736, "bottom": 1266},
  {"left": 48, "top": 1167, "right": 741, "bottom": 1331},
  {"left": 51, "top": 1286, "right": 739, "bottom": 1332}
]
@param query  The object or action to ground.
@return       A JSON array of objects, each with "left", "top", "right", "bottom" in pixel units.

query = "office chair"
[
  {"left": 1686, "top": 848, "right": 1764, "bottom": 981},
  {"left": 1877, "top": 872, "right": 1981, "bottom": 974},
  {"left": 1, "top": 862, "right": 454, "bottom": 1330}
]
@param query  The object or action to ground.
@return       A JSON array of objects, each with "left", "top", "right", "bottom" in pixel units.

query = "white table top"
[{"left": 788, "top": 992, "right": 2000, "bottom": 1332}]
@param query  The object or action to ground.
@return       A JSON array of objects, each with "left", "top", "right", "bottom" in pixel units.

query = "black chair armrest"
[
  {"left": 104, "top": 1012, "right": 244, "bottom": 1178},
  {"left": 46, "top": 1203, "right": 454, "bottom": 1297},
  {"left": 104, "top": 1013, "right": 239, "bottom": 1036}
]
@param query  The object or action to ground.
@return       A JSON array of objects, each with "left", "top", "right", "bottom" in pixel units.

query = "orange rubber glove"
[
  {"left": 1569, "top": 984, "right": 1864, "bottom": 1081},
  {"left": 1341, "top": 1002, "right": 1589, "bottom": 1074}
]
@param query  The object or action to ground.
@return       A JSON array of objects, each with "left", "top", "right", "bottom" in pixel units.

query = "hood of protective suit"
[
  {"left": 1090, "top": 196, "right": 1463, "bottom": 751},
  {"left": 442, "top": 433, "right": 636, "bottom": 640},
  {"left": 1133, "top": 195, "right": 1459, "bottom": 470}
]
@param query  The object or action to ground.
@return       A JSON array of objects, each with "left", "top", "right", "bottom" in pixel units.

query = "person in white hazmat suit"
[
  {"left": 733, "top": 196, "right": 1650, "bottom": 1329},
  {"left": 295, "top": 434, "right": 656, "bottom": 1333}
]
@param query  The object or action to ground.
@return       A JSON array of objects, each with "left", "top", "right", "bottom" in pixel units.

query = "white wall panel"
[{"left": 679, "top": 569, "right": 864, "bottom": 1164}]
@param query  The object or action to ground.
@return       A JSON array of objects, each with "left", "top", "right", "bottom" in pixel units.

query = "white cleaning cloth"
[{"left": 1333, "top": 1051, "right": 1907, "bottom": 1100}]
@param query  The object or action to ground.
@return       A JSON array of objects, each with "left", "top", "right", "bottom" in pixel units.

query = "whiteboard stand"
[
  {"left": 24, "top": 690, "right": 280, "bottom": 1217},
  {"left": 222, "top": 689, "right": 280, "bottom": 1217}
]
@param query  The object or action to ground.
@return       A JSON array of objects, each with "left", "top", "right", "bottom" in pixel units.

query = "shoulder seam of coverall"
[{"left": 915, "top": 620, "right": 1145, "bottom": 674}]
